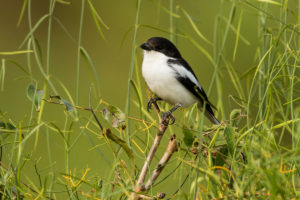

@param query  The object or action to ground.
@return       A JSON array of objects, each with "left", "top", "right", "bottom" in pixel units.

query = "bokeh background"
[{"left": 1, "top": 0, "right": 299, "bottom": 198}]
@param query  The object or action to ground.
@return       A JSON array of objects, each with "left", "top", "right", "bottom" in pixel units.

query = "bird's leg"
[
  {"left": 161, "top": 103, "right": 182, "bottom": 125},
  {"left": 147, "top": 97, "right": 162, "bottom": 112}
]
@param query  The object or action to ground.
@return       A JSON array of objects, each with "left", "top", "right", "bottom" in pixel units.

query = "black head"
[{"left": 140, "top": 37, "right": 181, "bottom": 58}]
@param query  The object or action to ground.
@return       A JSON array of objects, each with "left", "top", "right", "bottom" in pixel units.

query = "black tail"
[{"left": 198, "top": 103, "right": 220, "bottom": 125}]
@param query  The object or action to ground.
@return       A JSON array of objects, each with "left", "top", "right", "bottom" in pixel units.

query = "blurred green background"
[{"left": 1, "top": 0, "right": 299, "bottom": 198}]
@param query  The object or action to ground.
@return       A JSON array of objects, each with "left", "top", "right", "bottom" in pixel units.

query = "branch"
[
  {"left": 134, "top": 118, "right": 170, "bottom": 193},
  {"left": 137, "top": 193, "right": 166, "bottom": 200},
  {"left": 144, "top": 135, "right": 177, "bottom": 191},
  {"left": 43, "top": 97, "right": 154, "bottom": 125}
]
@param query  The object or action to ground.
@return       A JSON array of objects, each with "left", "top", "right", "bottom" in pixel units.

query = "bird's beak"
[{"left": 140, "top": 43, "right": 151, "bottom": 51}]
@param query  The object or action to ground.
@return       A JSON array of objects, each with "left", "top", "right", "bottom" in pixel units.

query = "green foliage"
[
  {"left": 27, "top": 84, "right": 44, "bottom": 111},
  {"left": 0, "top": 0, "right": 300, "bottom": 199},
  {"left": 182, "top": 126, "right": 194, "bottom": 147},
  {"left": 0, "top": 122, "right": 15, "bottom": 133},
  {"left": 102, "top": 105, "right": 126, "bottom": 129},
  {"left": 224, "top": 125, "right": 235, "bottom": 156}
]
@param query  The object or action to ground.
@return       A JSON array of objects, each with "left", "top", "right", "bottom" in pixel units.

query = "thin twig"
[
  {"left": 132, "top": 90, "right": 172, "bottom": 199},
  {"left": 43, "top": 98, "right": 154, "bottom": 125},
  {"left": 134, "top": 118, "right": 170, "bottom": 193},
  {"left": 153, "top": 152, "right": 188, "bottom": 187},
  {"left": 89, "top": 86, "right": 103, "bottom": 131},
  {"left": 137, "top": 193, "right": 166, "bottom": 200},
  {"left": 144, "top": 135, "right": 178, "bottom": 190},
  {"left": 166, "top": 154, "right": 199, "bottom": 200}
]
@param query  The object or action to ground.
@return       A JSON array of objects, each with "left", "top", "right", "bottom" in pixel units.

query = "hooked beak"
[{"left": 140, "top": 43, "right": 151, "bottom": 51}]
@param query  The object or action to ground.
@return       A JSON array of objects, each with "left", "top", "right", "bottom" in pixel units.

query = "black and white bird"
[{"left": 140, "top": 37, "right": 220, "bottom": 125}]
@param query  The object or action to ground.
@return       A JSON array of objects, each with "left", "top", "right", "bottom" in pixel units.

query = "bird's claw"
[
  {"left": 161, "top": 111, "right": 175, "bottom": 125},
  {"left": 147, "top": 98, "right": 160, "bottom": 112}
]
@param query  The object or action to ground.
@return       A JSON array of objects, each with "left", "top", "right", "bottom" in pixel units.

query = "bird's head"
[{"left": 140, "top": 37, "right": 181, "bottom": 59}]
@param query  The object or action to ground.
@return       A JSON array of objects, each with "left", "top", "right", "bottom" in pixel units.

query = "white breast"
[{"left": 142, "top": 51, "right": 198, "bottom": 107}]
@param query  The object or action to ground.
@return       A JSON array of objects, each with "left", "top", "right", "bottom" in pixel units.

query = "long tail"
[{"left": 198, "top": 103, "right": 220, "bottom": 125}]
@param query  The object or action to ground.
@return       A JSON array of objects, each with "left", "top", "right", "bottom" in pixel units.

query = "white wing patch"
[{"left": 168, "top": 59, "right": 202, "bottom": 89}]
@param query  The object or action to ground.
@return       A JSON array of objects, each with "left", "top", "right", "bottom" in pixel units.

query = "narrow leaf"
[
  {"left": 0, "top": 59, "right": 5, "bottom": 91},
  {"left": 224, "top": 125, "right": 235, "bottom": 156},
  {"left": 87, "top": 0, "right": 109, "bottom": 40},
  {"left": 256, "top": 0, "right": 282, "bottom": 6},
  {"left": 17, "top": 0, "right": 28, "bottom": 27},
  {"left": 19, "top": 14, "right": 49, "bottom": 49},
  {"left": 155, "top": 1, "right": 180, "bottom": 18},
  {"left": 56, "top": 0, "right": 71, "bottom": 4},
  {"left": 230, "top": 109, "right": 241, "bottom": 121},
  {"left": 27, "top": 84, "right": 44, "bottom": 111},
  {"left": 80, "top": 47, "right": 101, "bottom": 93},
  {"left": 0, "top": 122, "right": 16, "bottom": 134},
  {"left": 6, "top": 59, "right": 29, "bottom": 75},
  {"left": 233, "top": 10, "right": 243, "bottom": 61},
  {"left": 182, "top": 126, "right": 194, "bottom": 147},
  {"left": 105, "top": 129, "right": 133, "bottom": 160},
  {"left": 182, "top": 8, "right": 211, "bottom": 44},
  {"left": 0, "top": 50, "right": 33, "bottom": 55},
  {"left": 61, "top": 98, "right": 74, "bottom": 112}
]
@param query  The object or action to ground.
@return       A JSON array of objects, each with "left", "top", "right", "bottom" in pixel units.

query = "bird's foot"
[
  {"left": 161, "top": 111, "right": 175, "bottom": 125},
  {"left": 147, "top": 97, "right": 161, "bottom": 112},
  {"left": 160, "top": 103, "right": 182, "bottom": 125}
]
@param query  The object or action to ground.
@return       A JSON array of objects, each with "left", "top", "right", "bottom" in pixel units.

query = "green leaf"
[
  {"left": 0, "top": 50, "right": 33, "bottom": 55},
  {"left": 155, "top": 1, "right": 180, "bottom": 18},
  {"left": 80, "top": 47, "right": 101, "bottom": 93},
  {"left": 230, "top": 109, "right": 241, "bottom": 125},
  {"left": 56, "top": 0, "right": 71, "bottom": 4},
  {"left": 182, "top": 8, "right": 211, "bottom": 45},
  {"left": 0, "top": 122, "right": 16, "bottom": 134},
  {"left": 105, "top": 129, "right": 133, "bottom": 160},
  {"left": 49, "top": 95, "right": 74, "bottom": 112},
  {"left": 187, "top": 37, "right": 216, "bottom": 68},
  {"left": 102, "top": 105, "right": 126, "bottom": 129},
  {"left": 27, "top": 84, "right": 44, "bottom": 111},
  {"left": 17, "top": 0, "right": 28, "bottom": 26},
  {"left": 183, "top": 126, "right": 194, "bottom": 147},
  {"left": 213, "top": 146, "right": 228, "bottom": 166},
  {"left": 61, "top": 98, "right": 74, "bottom": 112},
  {"left": 233, "top": 10, "right": 243, "bottom": 61},
  {"left": 224, "top": 125, "right": 235, "bottom": 156},
  {"left": 256, "top": 0, "right": 282, "bottom": 6},
  {"left": 87, "top": 0, "right": 109, "bottom": 40},
  {"left": 19, "top": 14, "right": 49, "bottom": 49},
  {"left": 0, "top": 59, "right": 5, "bottom": 91},
  {"left": 6, "top": 59, "right": 29, "bottom": 75}
]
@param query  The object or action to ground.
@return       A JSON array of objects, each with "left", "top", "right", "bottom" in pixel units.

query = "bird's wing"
[{"left": 167, "top": 58, "right": 217, "bottom": 111}]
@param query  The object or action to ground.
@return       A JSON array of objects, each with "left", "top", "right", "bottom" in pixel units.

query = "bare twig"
[
  {"left": 137, "top": 193, "right": 166, "bottom": 200},
  {"left": 89, "top": 86, "right": 103, "bottom": 131},
  {"left": 144, "top": 135, "right": 178, "bottom": 190},
  {"left": 132, "top": 88, "right": 179, "bottom": 199},
  {"left": 43, "top": 98, "right": 154, "bottom": 125},
  {"left": 134, "top": 118, "right": 169, "bottom": 193}
]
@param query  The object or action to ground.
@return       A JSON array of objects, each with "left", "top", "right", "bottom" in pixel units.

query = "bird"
[{"left": 140, "top": 37, "right": 220, "bottom": 125}]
